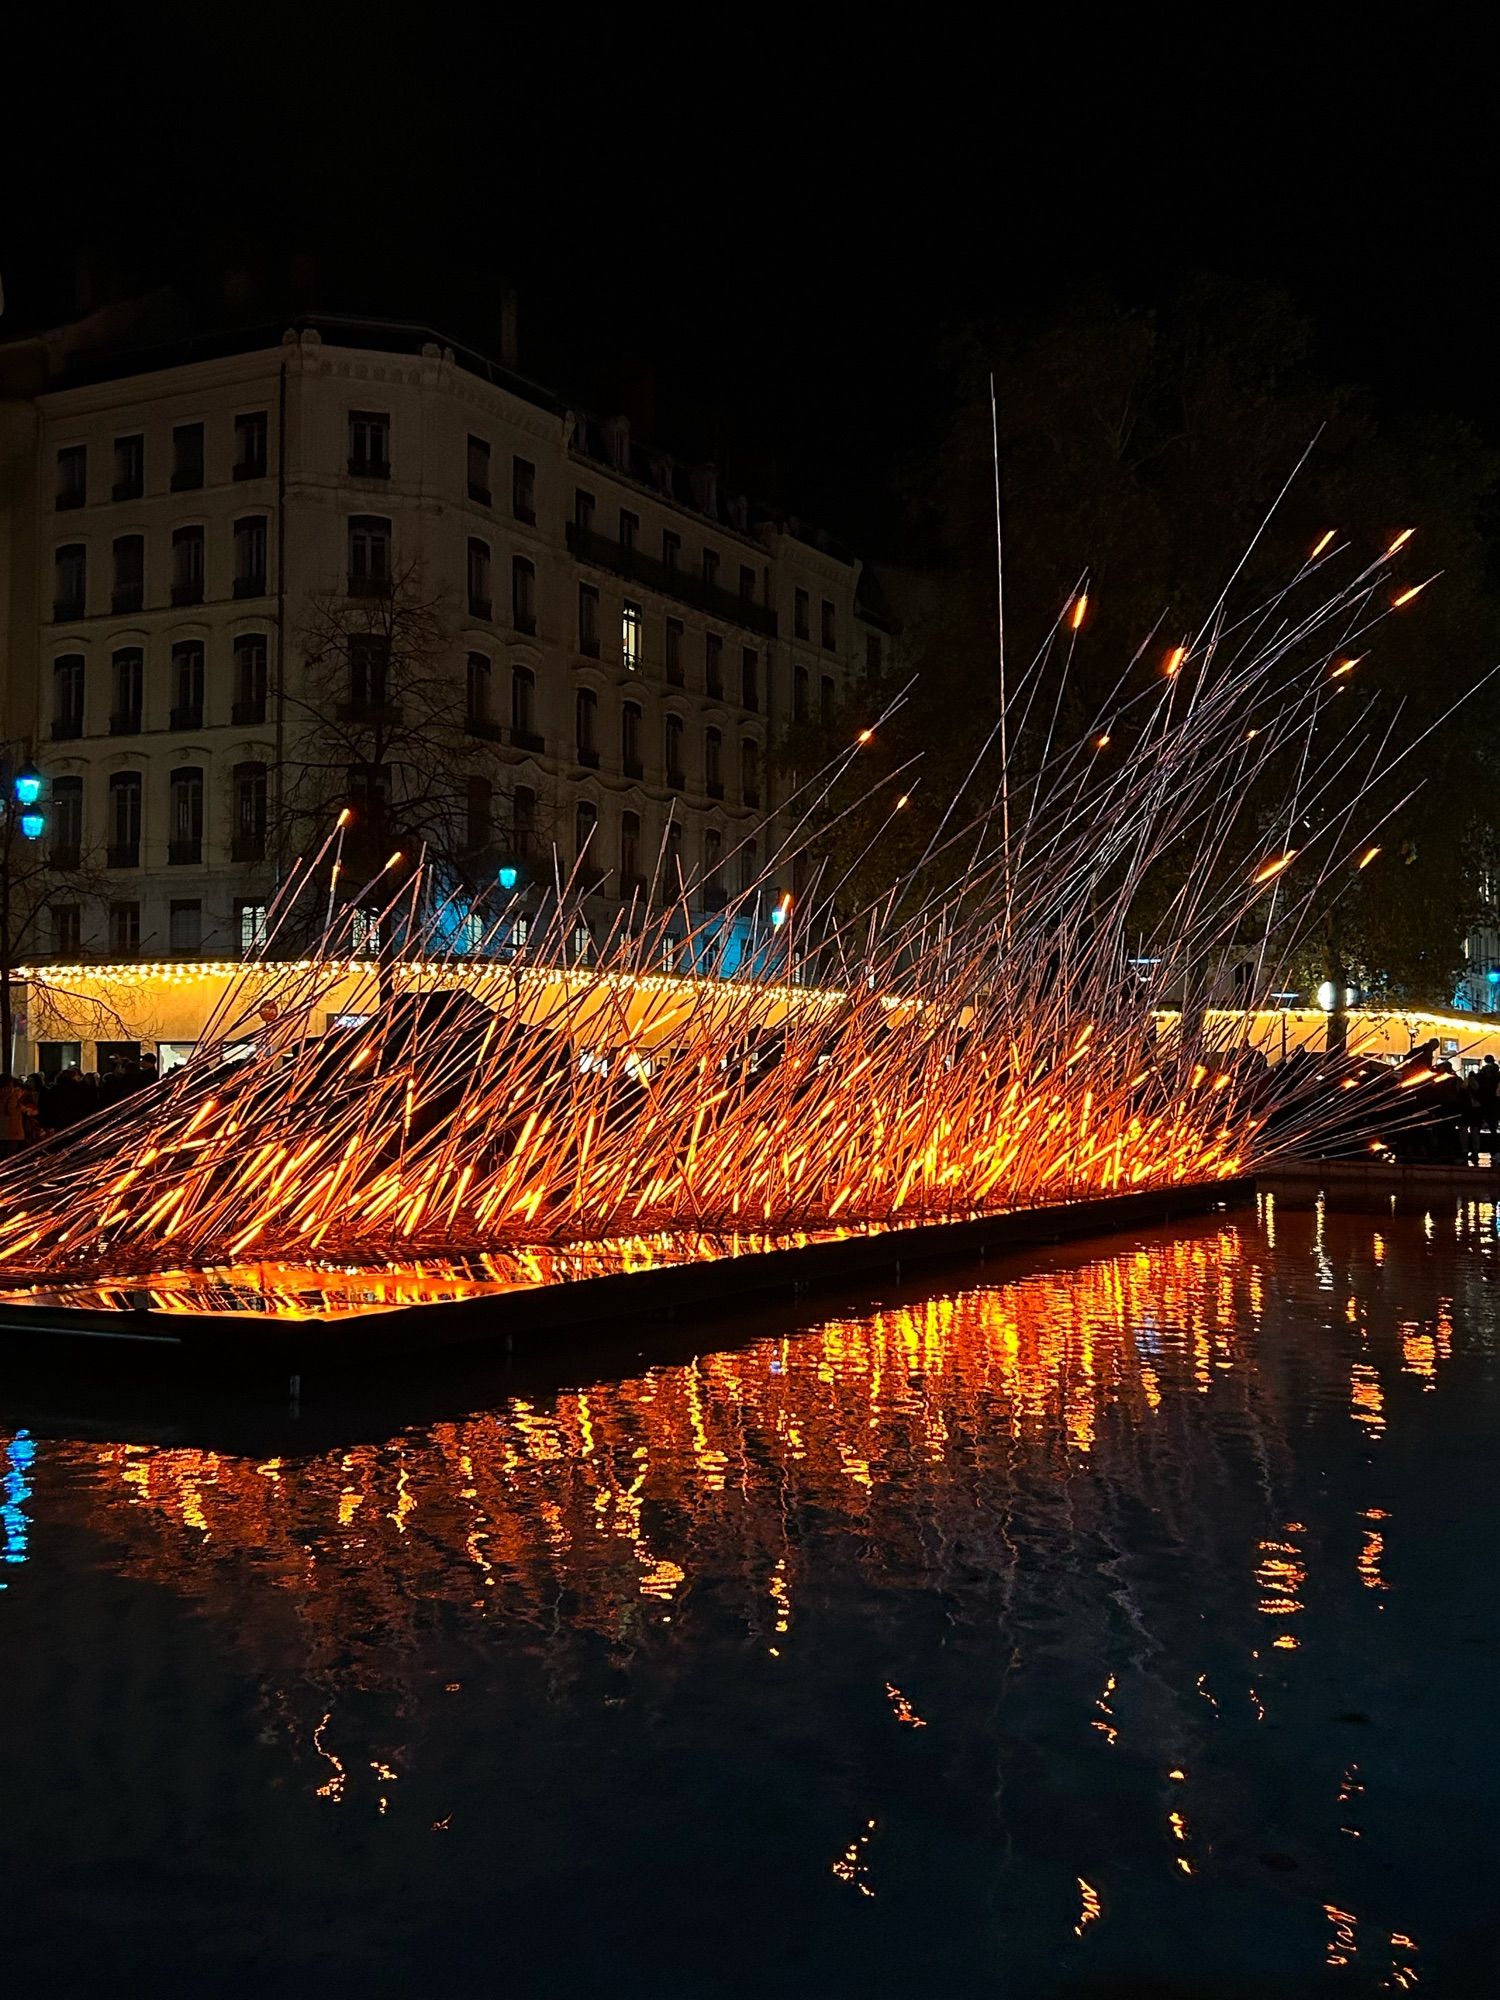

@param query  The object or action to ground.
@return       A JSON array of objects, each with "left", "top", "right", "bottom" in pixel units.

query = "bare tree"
[{"left": 273, "top": 561, "right": 523, "bottom": 949}]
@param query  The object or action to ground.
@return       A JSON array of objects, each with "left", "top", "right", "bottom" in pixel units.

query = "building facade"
[{"left": 0, "top": 316, "right": 889, "bottom": 1064}]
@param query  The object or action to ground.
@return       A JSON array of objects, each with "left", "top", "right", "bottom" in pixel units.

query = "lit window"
[
  {"left": 237, "top": 901, "right": 269, "bottom": 953},
  {"left": 622, "top": 601, "right": 642, "bottom": 672}
]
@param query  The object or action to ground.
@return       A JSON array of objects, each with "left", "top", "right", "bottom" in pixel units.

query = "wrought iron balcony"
[
  {"left": 510, "top": 728, "right": 545, "bottom": 755},
  {"left": 622, "top": 756, "right": 644, "bottom": 781},
  {"left": 171, "top": 581, "right": 204, "bottom": 607},
  {"left": 466, "top": 714, "right": 504, "bottom": 743},
  {"left": 231, "top": 833, "right": 267, "bottom": 864},
  {"left": 233, "top": 457, "right": 267, "bottom": 481},
  {"left": 106, "top": 842, "right": 140, "bottom": 869},
  {"left": 232, "top": 697, "right": 266, "bottom": 726},
  {"left": 348, "top": 456, "right": 391, "bottom": 479},
  {"left": 469, "top": 595, "right": 492, "bottom": 621},
  {"left": 233, "top": 574, "right": 267, "bottom": 599},
  {"left": 168, "top": 839, "right": 202, "bottom": 865},
  {"left": 109, "top": 710, "right": 142, "bottom": 736},
  {"left": 566, "top": 522, "right": 778, "bottom": 639},
  {"left": 170, "top": 704, "right": 203, "bottom": 731},
  {"left": 575, "top": 745, "right": 600, "bottom": 768},
  {"left": 53, "top": 598, "right": 85, "bottom": 621},
  {"left": 51, "top": 717, "right": 83, "bottom": 742},
  {"left": 112, "top": 584, "right": 143, "bottom": 614},
  {"left": 706, "top": 779, "right": 724, "bottom": 800}
]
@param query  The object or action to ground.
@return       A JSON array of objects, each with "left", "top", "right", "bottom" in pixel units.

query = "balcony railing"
[
  {"left": 337, "top": 700, "right": 402, "bottom": 725},
  {"left": 348, "top": 456, "right": 391, "bottom": 479},
  {"left": 233, "top": 457, "right": 267, "bottom": 481},
  {"left": 53, "top": 598, "right": 84, "bottom": 621},
  {"left": 112, "top": 584, "right": 143, "bottom": 614},
  {"left": 170, "top": 704, "right": 204, "bottom": 731},
  {"left": 170, "top": 468, "right": 203, "bottom": 493},
  {"left": 111, "top": 478, "right": 143, "bottom": 503},
  {"left": 168, "top": 839, "right": 202, "bottom": 865},
  {"left": 231, "top": 833, "right": 267, "bottom": 864},
  {"left": 106, "top": 842, "right": 140, "bottom": 869},
  {"left": 575, "top": 745, "right": 600, "bottom": 768},
  {"left": 510, "top": 728, "right": 545, "bottom": 755},
  {"left": 706, "top": 779, "right": 724, "bottom": 800},
  {"left": 469, "top": 595, "right": 493, "bottom": 621},
  {"left": 232, "top": 697, "right": 266, "bottom": 725},
  {"left": 622, "top": 755, "right": 644, "bottom": 782},
  {"left": 667, "top": 768, "right": 685, "bottom": 791},
  {"left": 348, "top": 573, "right": 391, "bottom": 598},
  {"left": 566, "top": 523, "right": 778, "bottom": 639},
  {"left": 468, "top": 481, "right": 492, "bottom": 507},
  {"left": 109, "top": 710, "right": 142, "bottom": 736},
  {"left": 513, "top": 607, "right": 537, "bottom": 636},
  {"left": 233, "top": 574, "right": 267, "bottom": 599},
  {"left": 56, "top": 489, "right": 85, "bottom": 511},
  {"left": 171, "top": 580, "right": 204, "bottom": 607},
  {"left": 51, "top": 717, "right": 83, "bottom": 742},
  {"left": 466, "top": 714, "right": 504, "bottom": 743}
]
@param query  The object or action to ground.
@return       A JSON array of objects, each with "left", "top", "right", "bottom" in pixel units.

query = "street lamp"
[{"left": 771, "top": 890, "right": 793, "bottom": 983}]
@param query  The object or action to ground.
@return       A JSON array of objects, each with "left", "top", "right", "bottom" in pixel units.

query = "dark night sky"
[{"left": 8, "top": 20, "right": 1495, "bottom": 556}]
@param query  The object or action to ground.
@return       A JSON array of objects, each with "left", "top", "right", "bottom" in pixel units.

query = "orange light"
[
  {"left": 1094, "top": 733, "right": 1111, "bottom": 751},
  {"left": 1330, "top": 654, "right": 1365, "bottom": 679},
  {"left": 1070, "top": 594, "right": 1088, "bottom": 631},
  {"left": 1393, "top": 578, "right": 1435, "bottom": 608},
  {"left": 337, "top": 807, "right": 353, "bottom": 827},
  {"left": 1252, "top": 852, "right": 1296, "bottom": 885},
  {"left": 857, "top": 729, "right": 874, "bottom": 745},
  {"left": 894, "top": 794, "right": 909, "bottom": 809},
  {"left": 1357, "top": 845, "right": 1381, "bottom": 870},
  {"left": 1309, "top": 530, "right": 1336, "bottom": 561},
  {"left": 1385, "top": 528, "right": 1415, "bottom": 557},
  {"left": 1165, "top": 645, "right": 1186, "bottom": 679}
]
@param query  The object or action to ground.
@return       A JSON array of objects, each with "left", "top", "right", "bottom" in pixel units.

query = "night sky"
[{"left": 8, "top": 29, "right": 1494, "bottom": 558}]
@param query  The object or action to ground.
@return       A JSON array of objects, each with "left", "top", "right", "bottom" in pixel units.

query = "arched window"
[
  {"left": 233, "top": 761, "right": 268, "bottom": 863},
  {"left": 171, "top": 641, "right": 205, "bottom": 728},
  {"left": 705, "top": 726, "right": 722, "bottom": 795},
  {"left": 54, "top": 544, "right": 86, "bottom": 620},
  {"left": 348, "top": 516, "right": 390, "bottom": 594},
  {"left": 233, "top": 634, "right": 268, "bottom": 724},
  {"left": 107, "top": 771, "right": 143, "bottom": 867},
  {"left": 52, "top": 655, "right": 84, "bottom": 738},
  {"left": 741, "top": 738, "right": 760, "bottom": 807},
  {"left": 467, "top": 537, "right": 492, "bottom": 618},
  {"left": 112, "top": 534, "right": 144, "bottom": 613},
  {"left": 466, "top": 776, "right": 492, "bottom": 852},
  {"left": 576, "top": 687, "right": 598, "bottom": 764},
  {"left": 621, "top": 700, "right": 642, "bottom": 777},
  {"left": 575, "top": 800, "right": 599, "bottom": 872},
  {"left": 512, "top": 554, "right": 536, "bottom": 634},
  {"left": 620, "top": 810, "right": 641, "bottom": 891},
  {"left": 110, "top": 648, "right": 144, "bottom": 734},
  {"left": 511, "top": 665, "right": 537, "bottom": 745},
  {"left": 665, "top": 712, "right": 684, "bottom": 786}
]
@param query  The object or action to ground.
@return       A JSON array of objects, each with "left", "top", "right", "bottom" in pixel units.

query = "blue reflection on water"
[{"left": 1, "top": 1428, "right": 34, "bottom": 1578}]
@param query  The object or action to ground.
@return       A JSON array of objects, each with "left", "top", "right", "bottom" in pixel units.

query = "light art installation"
[{"left": 0, "top": 525, "right": 1453, "bottom": 1304}]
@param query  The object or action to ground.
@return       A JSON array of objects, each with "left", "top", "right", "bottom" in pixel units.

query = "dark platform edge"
[{"left": 0, "top": 1180, "right": 1252, "bottom": 1373}]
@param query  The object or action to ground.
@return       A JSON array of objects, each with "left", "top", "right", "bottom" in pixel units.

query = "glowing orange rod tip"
[
  {"left": 1309, "top": 530, "right": 1336, "bottom": 561},
  {"left": 856, "top": 729, "right": 874, "bottom": 745},
  {"left": 1094, "top": 733, "right": 1111, "bottom": 750},
  {"left": 1070, "top": 593, "right": 1088, "bottom": 631},
  {"left": 336, "top": 807, "right": 353, "bottom": 827},
  {"left": 1385, "top": 528, "right": 1416, "bottom": 557},
  {"left": 1329, "top": 654, "right": 1365, "bottom": 679},
  {"left": 1393, "top": 578, "right": 1435, "bottom": 608},
  {"left": 1357, "top": 845, "right": 1381, "bottom": 870},
  {"left": 894, "top": 794, "right": 909, "bottom": 809},
  {"left": 1252, "top": 852, "right": 1297, "bottom": 885},
  {"left": 1164, "top": 645, "right": 1187, "bottom": 679}
]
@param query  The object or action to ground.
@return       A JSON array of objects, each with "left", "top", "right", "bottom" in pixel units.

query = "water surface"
[{"left": 3, "top": 1196, "right": 1497, "bottom": 1995}]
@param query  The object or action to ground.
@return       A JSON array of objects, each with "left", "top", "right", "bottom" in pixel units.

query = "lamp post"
[{"left": 1, "top": 754, "right": 46, "bottom": 1074}]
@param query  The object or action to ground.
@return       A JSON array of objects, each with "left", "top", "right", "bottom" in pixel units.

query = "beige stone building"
[{"left": 0, "top": 313, "right": 890, "bottom": 1069}]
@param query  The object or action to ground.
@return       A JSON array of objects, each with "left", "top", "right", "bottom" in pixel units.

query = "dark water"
[{"left": 2, "top": 1195, "right": 1498, "bottom": 1997}]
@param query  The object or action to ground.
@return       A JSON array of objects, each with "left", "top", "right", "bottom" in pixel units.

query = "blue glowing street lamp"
[{"left": 498, "top": 864, "right": 519, "bottom": 893}]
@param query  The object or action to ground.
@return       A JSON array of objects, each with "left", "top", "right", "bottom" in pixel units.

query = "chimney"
[
  {"left": 689, "top": 462, "right": 718, "bottom": 518},
  {"left": 499, "top": 288, "right": 519, "bottom": 370}
]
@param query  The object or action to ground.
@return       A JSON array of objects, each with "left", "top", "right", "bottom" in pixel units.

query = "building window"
[
  {"left": 113, "top": 433, "right": 144, "bottom": 502},
  {"left": 233, "top": 634, "right": 268, "bottom": 724},
  {"left": 233, "top": 762, "right": 268, "bottom": 862},
  {"left": 665, "top": 618, "right": 684, "bottom": 685},
  {"left": 794, "top": 664, "right": 809, "bottom": 723},
  {"left": 578, "top": 584, "right": 600, "bottom": 657},
  {"left": 348, "top": 634, "right": 390, "bottom": 711},
  {"left": 110, "top": 648, "right": 144, "bottom": 734},
  {"left": 619, "top": 509, "right": 639, "bottom": 551},
  {"left": 513, "top": 786, "right": 537, "bottom": 857},
  {"left": 575, "top": 687, "right": 598, "bottom": 764},
  {"left": 821, "top": 599, "right": 836, "bottom": 650},
  {"left": 703, "top": 828, "right": 724, "bottom": 906},
  {"left": 236, "top": 900, "right": 269, "bottom": 954},
  {"left": 56, "top": 444, "right": 86, "bottom": 510},
  {"left": 794, "top": 587, "right": 810, "bottom": 640},
  {"left": 821, "top": 674, "right": 836, "bottom": 725},
  {"left": 665, "top": 712, "right": 684, "bottom": 786},
  {"left": 512, "top": 555, "right": 536, "bottom": 634},
  {"left": 347, "top": 516, "right": 389, "bottom": 595},
  {"left": 108, "top": 771, "right": 143, "bottom": 867},
  {"left": 233, "top": 410, "right": 268, "bottom": 480},
  {"left": 466, "top": 775, "right": 492, "bottom": 852},
  {"left": 112, "top": 534, "right": 144, "bottom": 613},
  {"left": 705, "top": 726, "right": 722, "bottom": 796},
  {"left": 739, "top": 564, "right": 756, "bottom": 602},
  {"left": 169, "top": 766, "right": 204, "bottom": 863},
  {"left": 169, "top": 898, "right": 203, "bottom": 952},
  {"left": 171, "top": 641, "right": 205, "bottom": 728},
  {"left": 741, "top": 836, "right": 759, "bottom": 894},
  {"left": 866, "top": 631, "right": 882, "bottom": 675},
  {"left": 234, "top": 515, "right": 268, "bottom": 597},
  {"left": 171, "top": 525, "right": 205, "bottom": 605},
  {"left": 467, "top": 435, "right": 491, "bottom": 506},
  {"left": 50, "top": 776, "right": 83, "bottom": 868},
  {"left": 54, "top": 543, "right": 86, "bottom": 620},
  {"left": 663, "top": 820, "right": 684, "bottom": 895},
  {"left": 741, "top": 648, "right": 759, "bottom": 712},
  {"left": 52, "top": 655, "right": 85, "bottom": 740},
  {"left": 512, "top": 456, "right": 536, "bottom": 524},
  {"left": 620, "top": 810, "right": 641, "bottom": 890},
  {"left": 108, "top": 901, "right": 142, "bottom": 954},
  {"left": 349, "top": 410, "right": 390, "bottom": 478},
  {"left": 622, "top": 600, "right": 642, "bottom": 672},
  {"left": 574, "top": 487, "right": 595, "bottom": 533},
  {"left": 52, "top": 906, "right": 82, "bottom": 957},
  {"left": 466, "top": 652, "right": 492, "bottom": 729},
  {"left": 741, "top": 737, "right": 760, "bottom": 807},
  {"left": 465, "top": 537, "right": 492, "bottom": 619},
  {"left": 663, "top": 530, "right": 680, "bottom": 570},
  {"left": 621, "top": 700, "right": 642, "bottom": 778},
  {"left": 511, "top": 665, "right": 537, "bottom": 745},
  {"left": 703, "top": 548, "right": 719, "bottom": 587},
  {"left": 575, "top": 800, "right": 598, "bottom": 867},
  {"left": 705, "top": 632, "right": 723, "bottom": 698},
  {"left": 171, "top": 423, "right": 204, "bottom": 492}
]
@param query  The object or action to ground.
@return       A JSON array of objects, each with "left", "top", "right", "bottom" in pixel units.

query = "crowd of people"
[{"left": 0, "top": 1054, "right": 160, "bottom": 1155}]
